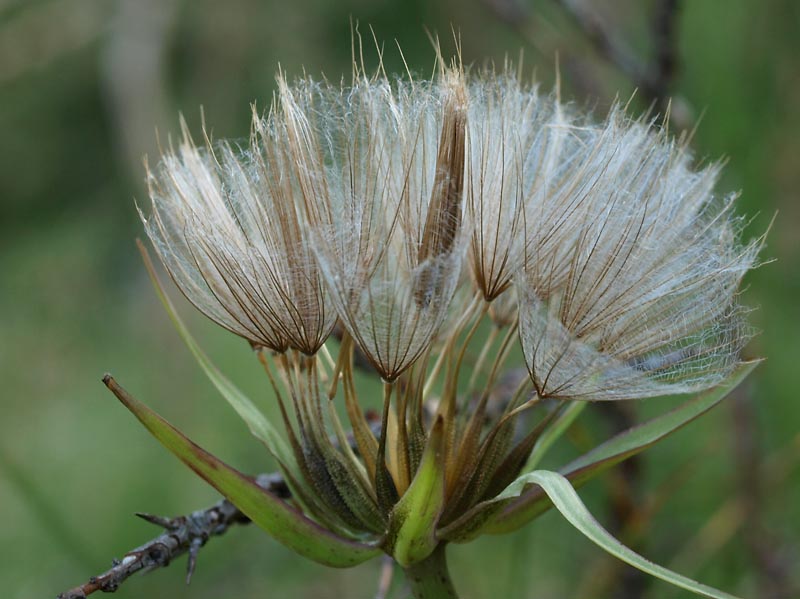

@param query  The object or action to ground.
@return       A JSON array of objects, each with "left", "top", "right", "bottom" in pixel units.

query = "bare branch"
[
  {"left": 482, "top": 0, "right": 688, "bottom": 120},
  {"left": 649, "top": 0, "right": 682, "bottom": 101},
  {"left": 730, "top": 386, "right": 796, "bottom": 598},
  {"left": 550, "top": 0, "right": 683, "bottom": 105},
  {"left": 56, "top": 474, "right": 289, "bottom": 599},
  {"left": 556, "top": 0, "right": 649, "bottom": 87}
]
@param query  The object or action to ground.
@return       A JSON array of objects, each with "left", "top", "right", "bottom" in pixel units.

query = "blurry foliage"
[{"left": 0, "top": 0, "right": 798, "bottom": 597}]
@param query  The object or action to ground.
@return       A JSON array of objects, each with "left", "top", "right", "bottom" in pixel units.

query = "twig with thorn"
[
  {"left": 57, "top": 352, "right": 522, "bottom": 598},
  {"left": 56, "top": 473, "right": 289, "bottom": 599}
]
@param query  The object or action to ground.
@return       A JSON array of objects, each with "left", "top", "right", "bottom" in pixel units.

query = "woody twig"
[{"left": 56, "top": 473, "right": 289, "bottom": 599}]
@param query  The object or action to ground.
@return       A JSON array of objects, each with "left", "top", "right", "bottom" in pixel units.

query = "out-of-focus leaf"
[
  {"left": 494, "top": 470, "right": 741, "bottom": 599},
  {"left": 104, "top": 375, "right": 381, "bottom": 568}
]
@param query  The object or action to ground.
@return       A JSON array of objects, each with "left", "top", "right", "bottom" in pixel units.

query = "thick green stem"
[{"left": 402, "top": 543, "right": 458, "bottom": 599}]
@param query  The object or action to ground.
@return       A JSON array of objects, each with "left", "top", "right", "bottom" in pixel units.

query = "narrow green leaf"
[
  {"left": 441, "top": 362, "right": 756, "bottom": 540},
  {"left": 388, "top": 416, "right": 446, "bottom": 567},
  {"left": 566, "top": 363, "right": 757, "bottom": 478},
  {"left": 501, "top": 470, "right": 741, "bottom": 599},
  {"left": 0, "top": 446, "right": 98, "bottom": 568},
  {"left": 138, "top": 240, "right": 294, "bottom": 470},
  {"left": 105, "top": 375, "right": 381, "bottom": 568},
  {"left": 523, "top": 400, "right": 586, "bottom": 472}
]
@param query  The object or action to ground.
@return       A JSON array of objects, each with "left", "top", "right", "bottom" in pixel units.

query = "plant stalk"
[{"left": 402, "top": 543, "right": 458, "bottom": 599}]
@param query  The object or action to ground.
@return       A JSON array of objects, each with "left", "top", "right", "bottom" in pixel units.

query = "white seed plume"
[
  {"left": 517, "top": 109, "right": 760, "bottom": 400},
  {"left": 291, "top": 66, "right": 469, "bottom": 381},
  {"left": 143, "top": 59, "right": 757, "bottom": 400},
  {"left": 466, "top": 69, "right": 587, "bottom": 305},
  {"left": 142, "top": 113, "right": 336, "bottom": 355}
]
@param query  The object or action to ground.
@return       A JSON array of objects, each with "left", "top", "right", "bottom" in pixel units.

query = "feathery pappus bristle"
[
  {"left": 142, "top": 110, "right": 336, "bottom": 356},
  {"left": 142, "top": 47, "right": 759, "bottom": 394},
  {"left": 516, "top": 108, "right": 761, "bottom": 400}
]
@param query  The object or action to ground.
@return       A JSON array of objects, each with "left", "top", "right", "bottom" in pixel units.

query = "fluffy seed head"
[
  {"left": 138, "top": 48, "right": 762, "bottom": 563},
  {"left": 465, "top": 69, "right": 587, "bottom": 305},
  {"left": 302, "top": 64, "right": 470, "bottom": 381},
  {"left": 142, "top": 115, "right": 336, "bottom": 355},
  {"left": 517, "top": 110, "right": 761, "bottom": 400},
  {"left": 143, "top": 55, "right": 758, "bottom": 397}
]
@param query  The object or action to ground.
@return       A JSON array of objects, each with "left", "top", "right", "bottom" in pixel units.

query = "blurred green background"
[{"left": 1, "top": 1, "right": 798, "bottom": 598}]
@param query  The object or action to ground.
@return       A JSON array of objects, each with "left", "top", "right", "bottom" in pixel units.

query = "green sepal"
[
  {"left": 302, "top": 435, "right": 386, "bottom": 533},
  {"left": 440, "top": 361, "right": 756, "bottom": 541},
  {"left": 104, "top": 375, "right": 381, "bottom": 568},
  {"left": 387, "top": 416, "right": 446, "bottom": 567}
]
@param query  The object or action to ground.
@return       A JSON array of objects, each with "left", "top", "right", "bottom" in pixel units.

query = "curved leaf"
[
  {"left": 502, "top": 470, "right": 741, "bottom": 599},
  {"left": 486, "top": 362, "right": 756, "bottom": 534},
  {"left": 565, "top": 363, "right": 757, "bottom": 478},
  {"left": 104, "top": 375, "right": 381, "bottom": 568}
]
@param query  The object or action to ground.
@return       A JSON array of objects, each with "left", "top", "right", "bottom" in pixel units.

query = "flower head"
[
  {"left": 465, "top": 69, "right": 587, "bottom": 305},
  {"left": 139, "top": 46, "right": 760, "bottom": 581}
]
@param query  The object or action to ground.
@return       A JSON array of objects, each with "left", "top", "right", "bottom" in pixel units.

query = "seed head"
[
  {"left": 303, "top": 63, "right": 470, "bottom": 381},
  {"left": 142, "top": 112, "right": 336, "bottom": 355},
  {"left": 465, "top": 68, "right": 587, "bottom": 305},
  {"left": 139, "top": 46, "right": 761, "bottom": 568},
  {"left": 517, "top": 109, "right": 761, "bottom": 400}
]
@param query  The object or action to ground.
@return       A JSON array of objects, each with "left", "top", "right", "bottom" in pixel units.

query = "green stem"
[{"left": 402, "top": 544, "right": 458, "bottom": 599}]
